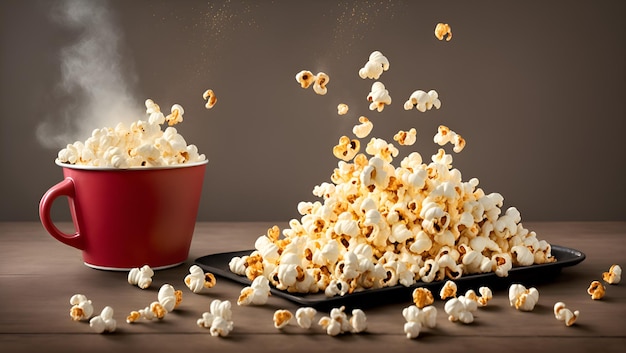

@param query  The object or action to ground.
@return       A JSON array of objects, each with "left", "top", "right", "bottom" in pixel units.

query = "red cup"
[{"left": 39, "top": 159, "right": 208, "bottom": 270}]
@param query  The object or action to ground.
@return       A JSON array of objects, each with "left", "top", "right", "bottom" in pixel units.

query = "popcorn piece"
[
  {"left": 465, "top": 287, "right": 493, "bottom": 307},
  {"left": 295, "top": 70, "right": 315, "bottom": 89},
  {"left": 69, "top": 294, "right": 94, "bottom": 321},
  {"left": 184, "top": 265, "right": 217, "bottom": 293},
  {"left": 444, "top": 295, "right": 477, "bottom": 324},
  {"left": 197, "top": 300, "right": 234, "bottom": 337},
  {"left": 128, "top": 265, "right": 154, "bottom": 289},
  {"left": 440, "top": 280, "right": 457, "bottom": 300},
  {"left": 352, "top": 116, "right": 374, "bottom": 139},
  {"left": 89, "top": 306, "right": 116, "bottom": 334},
  {"left": 337, "top": 103, "right": 349, "bottom": 115},
  {"left": 237, "top": 276, "right": 271, "bottom": 306},
  {"left": 602, "top": 264, "right": 622, "bottom": 284},
  {"left": 229, "top": 256, "right": 248, "bottom": 276},
  {"left": 158, "top": 284, "right": 183, "bottom": 312},
  {"left": 433, "top": 125, "right": 465, "bottom": 154},
  {"left": 203, "top": 89, "right": 217, "bottom": 109},
  {"left": 587, "top": 280, "right": 606, "bottom": 300},
  {"left": 393, "top": 128, "right": 417, "bottom": 146},
  {"left": 313, "top": 72, "right": 330, "bottom": 95},
  {"left": 434, "top": 23, "right": 452, "bottom": 41},
  {"left": 412, "top": 287, "right": 434, "bottom": 309},
  {"left": 554, "top": 302, "right": 580, "bottom": 327},
  {"left": 273, "top": 309, "right": 293, "bottom": 329},
  {"left": 403, "top": 90, "right": 441, "bottom": 112},
  {"left": 350, "top": 309, "right": 367, "bottom": 333},
  {"left": 166, "top": 104, "right": 184, "bottom": 126},
  {"left": 367, "top": 82, "right": 392, "bottom": 112},
  {"left": 402, "top": 305, "right": 438, "bottom": 339},
  {"left": 509, "top": 284, "right": 539, "bottom": 311},
  {"left": 318, "top": 306, "right": 352, "bottom": 336},
  {"left": 333, "top": 136, "right": 360, "bottom": 162},
  {"left": 359, "top": 51, "right": 390, "bottom": 80},
  {"left": 295, "top": 307, "right": 317, "bottom": 329}
]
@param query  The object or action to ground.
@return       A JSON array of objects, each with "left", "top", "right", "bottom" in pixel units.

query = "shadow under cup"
[{"left": 39, "top": 159, "right": 208, "bottom": 270}]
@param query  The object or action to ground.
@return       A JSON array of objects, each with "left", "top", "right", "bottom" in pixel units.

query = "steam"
[{"left": 37, "top": 0, "right": 141, "bottom": 149}]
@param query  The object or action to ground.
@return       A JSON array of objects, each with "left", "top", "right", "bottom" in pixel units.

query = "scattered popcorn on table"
[
  {"left": 509, "top": 284, "right": 539, "bottom": 311},
  {"left": 128, "top": 265, "right": 153, "bottom": 289},
  {"left": 333, "top": 135, "right": 361, "bottom": 162},
  {"left": 352, "top": 116, "right": 374, "bottom": 138},
  {"left": 602, "top": 264, "right": 622, "bottom": 284},
  {"left": 465, "top": 287, "right": 493, "bottom": 307},
  {"left": 444, "top": 295, "right": 477, "bottom": 324},
  {"left": 295, "top": 307, "right": 317, "bottom": 329},
  {"left": 337, "top": 103, "right": 349, "bottom": 115},
  {"left": 184, "top": 265, "right": 217, "bottom": 293},
  {"left": 393, "top": 128, "right": 417, "bottom": 146},
  {"left": 273, "top": 309, "right": 293, "bottom": 329},
  {"left": 157, "top": 284, "right": 183, "bottom": 312},
  {"left": 237, "top": 276, "right": 271, "bottom": 306},
  {"left": 202, "top": 89, "right": 217, "bottom": 109},
  {"left": 587, "top": 280, "right": 606, "bottom": 300},
  {"left": 367, "top": 82, "right": 392, "bottom": 112},
  {"left": 57, "top": 98, "right": 206, "bottom": 168},
  {"left": 197, "top": 300, "right": 234, "bottom": 337},
  {"left": 127, "top": 284, "right": 181, "bottom": 323},
  {"left": 403, "top": 89, "right": 441, "bottom": 112},
  {"left": 554, "top": 302, "right": 580, "bottom": 327},
  {"left": 89, "top": 306, "right": 116, "bottom": 334},
  {"left": 69, "top": 294, "right": 94, "bottom": 321},
  {"left": 359, "top": 50, "right": 390, "bottom": 80},
  {"left": 434, "top": 23, "right": 452, "bottom": 41},
  {"left": 402, "top": 304, "right": 437, "bottom": 339},
  {"left": 440, "top": 280, "right": 458, "bottom": 300},
  {"left": 412, "top": 287, "right": 434, "bottom": 309},
  {"left": 318, "top": 306, "right": 356, "bottom": 336},
  {"left": 349, "top": 309, "right": 368, "bottom": 333}
]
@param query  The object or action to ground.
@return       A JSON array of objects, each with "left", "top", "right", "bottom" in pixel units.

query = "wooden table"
[{"left": 1, "top": 222, "right": 625, "bottom": 352}]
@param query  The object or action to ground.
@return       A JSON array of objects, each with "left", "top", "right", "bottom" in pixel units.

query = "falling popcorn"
[
  {"left": 394, "top": 128, "right": 417, "bottom": 146},
  {"left": 295, "top": 70, "right": 315, "bottom": 89},
  {"left": 434, "top": 125, "right": 465, "bottom": 153},
  {"left": 404, "top": 89, "right": 441, "bottom": 112},
  {"left": 203, "top": 89, "right": 217, "bottom": 109},
  {"left": 313, "top": 72, "right": 330, "bottom": 95},
  {"left": 166, "top": 104, "right": 184, "bottom": 126},
  {"left": 359, "top": 50, "right": 390, "bottom": 80},
  {"left": 352, "top": 116, "right": 374, "bottom": 139},
  {"left": 337, "top": 103, "right": 349, "bottom": 115},
  {"left": 128, "top": 265, "right": 154, "bottom": 289},
  {"left": 333, "top": 136, "right": 360, "bottom": 162},
  {"left": 367, "top": 81, "right": 392, "bottom": 112},
  {"left": 435, "top": 23, "right": 452, "bottom": 41}
]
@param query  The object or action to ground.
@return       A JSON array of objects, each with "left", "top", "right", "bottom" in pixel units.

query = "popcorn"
[
  {"left": 197, "top": 300, "right": 233, "bottom": 337},
  {"left": 313, "top": 72, "right": 330, "bottom": 95},
  {"left": 337, "top": 103, "right": 349, "bottom": 115},
  {"left": 89, "top": 306, "right": 116, "bottom": 334},
  {"left": 166, "top": 104, "right": 184, "bottom": 126},
  {"left": 367, "top": 82, "right": 392, "bottom": 112},
  {"left": 237, "top": 276, "right": 271, "bottom": 306},
  {"left": 318, "top": 306, "right": 361, "bottom": 336},
  {"left": 587, "top": 280, "right": 606, "bottom": 300},
  {"left": 359, "top": 51, "right": 390, "bottom": 80},
  {"left": 403, "top": 90, "right": 441, "bottom": 112},
  {"left": 444, "top": 295, "right": 477, "bottom": 324},
  {"left": 554, "top": 302, "right": 580, "bottom": 327},
  {"left": 509, "top": 284, "right": 539, "bottom": 311},
  {"left": 402, "top": 305, "right": 437, "bottom": 339},
  {"left": 465, "top": 287, "right": 493, "bottom": 307},
  {"left": 352, "top": 116, "right": 374, "bottom": 139},
  {"left": 157, "top": 284, "right": 183, "bottom": 312},
  {"left": 128, "top": 265, "right": 154, "bottom": 289},
  {"left": 184, "top": 265, "right": 217, "bottom": 293},
  {"left": 433, "top": 125, "right": 465, "bottom": 153},
  {"left": 349, "top": 309, "right": 368, "bottom": 333},
  {"left": 434, "top": 23, "right": 452, "bottom": 41},
  {"left": 602, "top": 264, "right": 622, "bottom": 284},
  {"left": 440, "top": 280, "right": 457, "bottom": 300},
  {"left": 412, "top": 287, "right": 434, "bottom": 309},
  {"left": 69, "top": 294, "right": 94, "bottom": 321},
  {"left": 273, "top": 309, "right": 293, "bottom": 329},
  {"left": 202, "top": 89, "right": 217, "bottom": 109},
  {"left": 393, "top": 128, "right": 417, "bottom": 146},
  {"left": 333, "top": 136, "right": 361, "bottom": 162},
  {"left": 57, "top": 98, "right": 206, "bottom": 167},
  {"left": 295, "top": 307, "right": 317, "bottom": 329},
  {"left": 295, "top": 70, "right": 315, "bottom": 88}
]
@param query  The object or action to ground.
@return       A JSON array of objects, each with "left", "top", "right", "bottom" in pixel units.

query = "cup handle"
[{"left": 39, "top": 178, "right": 85, "bottom": 250}]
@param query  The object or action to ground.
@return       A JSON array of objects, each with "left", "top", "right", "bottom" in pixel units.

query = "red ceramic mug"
[{"left": 39, "top": 159, "right": 208, "bottom": 270}]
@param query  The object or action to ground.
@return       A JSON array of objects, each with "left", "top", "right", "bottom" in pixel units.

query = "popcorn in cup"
[{"left": 39, "top": 99, "right": 208, "bottom": 270}]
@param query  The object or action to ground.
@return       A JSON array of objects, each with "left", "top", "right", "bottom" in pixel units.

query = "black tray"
[{"left": 194, "top": 245, "right": 585, "bottom": 310}]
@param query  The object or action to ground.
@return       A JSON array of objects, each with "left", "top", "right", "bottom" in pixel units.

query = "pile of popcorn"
[{"left": 56, "top": 98, "right": 206, "bottom": 168}]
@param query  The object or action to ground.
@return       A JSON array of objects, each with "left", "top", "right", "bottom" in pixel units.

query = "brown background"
[{"left": 1, "top": 0, "right": 624, "bottom": 222}]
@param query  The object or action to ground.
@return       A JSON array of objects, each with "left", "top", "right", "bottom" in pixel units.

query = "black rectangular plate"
[{"left": 194, "top": 245, "right": 585, "bottom": 310}]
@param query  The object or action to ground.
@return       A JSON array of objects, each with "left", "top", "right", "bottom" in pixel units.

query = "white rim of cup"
[{"left": 55, "top": 158, "right": 208, "bottom": 170}]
